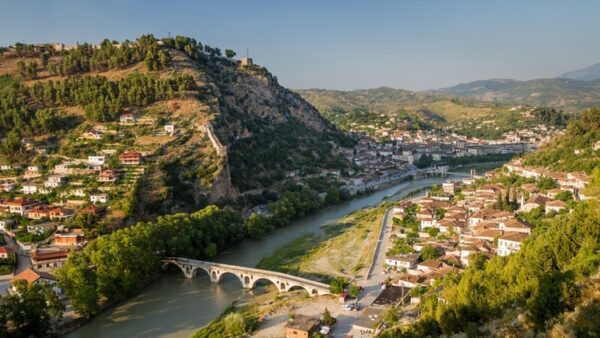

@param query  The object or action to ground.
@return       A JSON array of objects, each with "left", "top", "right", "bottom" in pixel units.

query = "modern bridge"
[{"left": 161, "top": 257, "right": 331, "bottom": 296}]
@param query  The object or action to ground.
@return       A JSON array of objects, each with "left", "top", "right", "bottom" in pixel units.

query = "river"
[{"left": 65, "top": 171, "right": 490, "bottom": 338}]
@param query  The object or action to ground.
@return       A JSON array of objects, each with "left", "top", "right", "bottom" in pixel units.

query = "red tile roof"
[{"left": 11, "top": 268, "right": 55, "bottom": 284}]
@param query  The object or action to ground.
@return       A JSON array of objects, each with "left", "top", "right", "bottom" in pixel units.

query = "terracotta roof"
[
  {"left": 475, "top": 228, "right": 502, "bottom": 239},
  {"left": 525, "top": 195, "right": 551, "bottom": 206},
  {"left": 500, "top": 232, "right": 528, "bottom": 243},
  {"left": 504, "top": 219, "right": 530, "bottom": 229},
  {"left": 0, "top": 246, "right": 12, "bottom": 255},
  {"left": 546, "top": 200, "right": 567, "bottom": 207},
  {"left": 31, "top": 249, "right": 68, "bottom": 262},
  {"left": 5, "top": 197, "right": 39, "bottom": 206},
  {"left": 11, "top": 268, "right": 55, "bottom": 284},
  {"left": 418, "top": 259, "right": 444, "bottom": 269},
  {"left": 387, "top": 253, "right": 419, "bottom": 262}
]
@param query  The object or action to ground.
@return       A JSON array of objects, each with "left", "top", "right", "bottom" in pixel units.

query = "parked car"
[{"left": 341, "top": 303, "right": 355, "bottom": 311}]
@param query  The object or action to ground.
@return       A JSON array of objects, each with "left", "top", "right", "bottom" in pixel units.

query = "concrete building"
[{"left": 284, "top": 314, "right": 319, "bottom": 338}]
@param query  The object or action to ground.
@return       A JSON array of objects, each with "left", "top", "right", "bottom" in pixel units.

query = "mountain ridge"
[{"left": 557, "top": 62, "right": 600, "bottom": 81}]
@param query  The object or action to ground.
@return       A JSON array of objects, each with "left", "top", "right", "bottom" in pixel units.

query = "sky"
[{"left": 1, "top": 0, "right": 599, "bottom": 91}]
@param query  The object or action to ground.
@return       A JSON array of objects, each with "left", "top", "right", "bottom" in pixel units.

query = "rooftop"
[
  {"left": 285, "top": 314, "right": 319, "bottom": 332},
  {"left": 372, "top": 285, "right": 411, "bottom": 306}
]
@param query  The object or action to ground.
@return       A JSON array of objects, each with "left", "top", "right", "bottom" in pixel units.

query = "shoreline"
[{"left": 61, "top": 161, "right": 505, "bottom": 337}]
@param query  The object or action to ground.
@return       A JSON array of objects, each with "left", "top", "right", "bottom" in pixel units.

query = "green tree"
[
  {"left": 245, "top": 213, "right": 273, "bottom": 239},
  {"left": 223, "top": 312, "right": 246, "bottom": 336},
  {"left": 0, "top": 280, "right": 64, "bottom": 337},
  {"left": 55, "top": 252, "right": 99, "bottom": 318},
  {"left": 420, "top": 245, "right": 441, "bottom": 260},
  {"left": 329, "top": 277, "right": 349, "bottom": 294},
  {"left": 348, "top": 284, "right": 361, "bottom": 298},
  {"left": 321, "top": 308, "right": 335, "bottom": 326},
  {"left": 225, "top": 49, "right": 236, "bottom": 58}
]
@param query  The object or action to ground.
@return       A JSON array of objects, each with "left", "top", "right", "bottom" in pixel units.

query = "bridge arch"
[
  {"left": 251, "top": 277, "right": 286, "bottom": 292},
  {"left": 160, "top": 258, "right": 330, "bottom": 296},
  {"left": 216, "top": 271, "right": 247, "bottom": 288},
  {"left": 287, "top": 284, "right": 312, "bottom": 295}
]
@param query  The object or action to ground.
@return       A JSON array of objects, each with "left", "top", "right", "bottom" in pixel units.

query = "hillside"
[
  {"left": 437, "top": 77, "right": 600, "bottom": 112},
  {"left": 0, "top": 35, "right": 351, "bottom": 223},
  {"left": 523, "top": 108, "right": 600, "bottom": 175},
  {"left": 557, "top": 62, "right": 600, "bottom": 81},
  {"left": 297, "top": 87, "right": 568, "bottom": 140}
]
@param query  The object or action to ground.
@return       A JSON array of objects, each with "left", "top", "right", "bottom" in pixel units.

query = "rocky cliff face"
[
  {"left": 134, "top": 46, "right": 350, "bottom": 216},
  {"left": 183, "top": 54, "right": 351, "bottom": 194}
]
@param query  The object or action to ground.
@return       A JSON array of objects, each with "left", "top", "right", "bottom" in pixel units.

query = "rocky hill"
[{"left": 0, "top": 35, "right": 351, "bottom": 222}]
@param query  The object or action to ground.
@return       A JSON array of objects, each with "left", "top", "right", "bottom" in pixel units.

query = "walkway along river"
[{"left": 66, "top": 170, "right": 491, "bottom": 338}]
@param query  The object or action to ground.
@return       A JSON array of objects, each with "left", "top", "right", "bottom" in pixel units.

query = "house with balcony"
[
  {"left": 98, "top": 169, "right": 119, "bottom": 183},
  {"left": 119, "top": 151, "right": 142, "bottom": 165}
]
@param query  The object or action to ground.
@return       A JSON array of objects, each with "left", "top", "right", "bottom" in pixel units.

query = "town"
[{"left": 253, "top": 159, "right": 592, "bottom": 337}]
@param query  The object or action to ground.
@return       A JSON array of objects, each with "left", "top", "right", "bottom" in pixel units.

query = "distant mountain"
[
  {"left": 437, "top": 78, "right": 600, "bottom": 112},
  {"left": 557, "top": 62, "right": 600, "bottom": 81}
]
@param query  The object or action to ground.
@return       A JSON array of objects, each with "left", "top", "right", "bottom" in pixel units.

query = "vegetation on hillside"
[
  {"left": 524, "top": 108, "right": 600, "bottom": 174},
  {"left": 297, "top": 87, "right": 569, "bottom": 139}
]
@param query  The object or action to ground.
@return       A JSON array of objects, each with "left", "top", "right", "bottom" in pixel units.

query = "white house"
[
  {"left": 71, "top": 188, "right": 86, "bottom": 197},
  {"left": 385, "top": 254, "right": 419, "bottom": 269},
  {"left": 90, "top": 193, "right": 109, "bottom": 204},
  {"left": 0, "top": 182, "right": 15, "bottom": 192},
  {"left": 87, "top": 156, "right": 106, "bottom": 166},
  {"left": 164, "top": 124, "right": 175, "bottom": 135},
  {"left": 545, "top": 200, "right": 567, "bottom": 214},
  {"left": 497, "top": 232, "right": 528, "bottom": 257},
  {"left": 44, "top": 175, "right": 66, "bottom": 188},
  {"left": 26, "top": 222, "right": 56, "bottom": 236},
  {"left": 22, "top": 184, "right": 38, "bottom": 195}
]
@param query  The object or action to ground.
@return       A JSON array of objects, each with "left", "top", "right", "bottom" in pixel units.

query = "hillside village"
[
  {"left": 0, "top": 34, "right": 598, "bottom": 338},
  {"left": 249, "top": 157, "right": 594, "bottom": 338}
]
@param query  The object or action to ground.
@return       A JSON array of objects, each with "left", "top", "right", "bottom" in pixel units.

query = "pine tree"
[
  {"left": 495, "top": 192, "right": 503, "bottom": 210},
  {"left": 322, "top": 308, "right": 335, "bottom": 326}
]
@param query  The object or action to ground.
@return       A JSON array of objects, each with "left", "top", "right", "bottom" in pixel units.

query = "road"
[{"left": 330, "top": 207, "right": 395, "bottom": 337}]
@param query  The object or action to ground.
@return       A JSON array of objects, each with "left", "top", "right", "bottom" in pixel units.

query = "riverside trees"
[{"left": 56, "top": 205, "right": 244, "bottom": 318}]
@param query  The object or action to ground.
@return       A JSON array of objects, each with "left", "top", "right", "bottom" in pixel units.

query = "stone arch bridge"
[{"left": 162, "top": 257, "right": 330, "bottom": 297}]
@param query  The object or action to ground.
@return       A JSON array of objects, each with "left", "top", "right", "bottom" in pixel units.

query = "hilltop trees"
[
  {"left": 46, "top": 35, "right": 172, "bottom": 75},
  {"left": 225, "top": 49, "right": 236, "bottom": 58}
]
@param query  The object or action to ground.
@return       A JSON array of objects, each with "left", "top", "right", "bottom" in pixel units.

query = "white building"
[
  {"left": 90, "top": 193, "right": 109, "bottom": 204},
  {"left": 385, "top": 254, "right": 419, "bottom": 269},
  {"left": 164, "top": 124, "right": 175, "bottom": 135},
  {"left": 22, "top": 184, "right": 38, "bottom": 195},
  {"left": 44, "top": 175, "right": 66, "bottom": 188},
  {"left": 87, "top": 156, "right": 106, "bottom": 166},
  {"left": 497, "top": 232, "right": 528, "bottom": 257}
]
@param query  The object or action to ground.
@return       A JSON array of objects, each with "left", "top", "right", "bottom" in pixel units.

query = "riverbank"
[
  {"left": 66, "top": 172, "right": 497, "bottom": 338},
  {"left": 257, "top": 203, "right": 389, "bottom": 283}
]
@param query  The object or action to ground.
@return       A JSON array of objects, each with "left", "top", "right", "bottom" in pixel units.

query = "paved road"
[
  {"left": 4, "top": 234, "right": 32, "bottom": 274},
  {"left": 331, "top": 207, "right": 395, "bottom": 337},
  {"left": 332, "top": 194, "right": 426, "bottom": 337}
]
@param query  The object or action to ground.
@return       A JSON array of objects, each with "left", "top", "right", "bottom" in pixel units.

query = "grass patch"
[
  {"left": 192, "top": 304, "right": 259, "bottom": 338},
  {"left": 257, "top": 204, "right": 388, "bottom": 281}
]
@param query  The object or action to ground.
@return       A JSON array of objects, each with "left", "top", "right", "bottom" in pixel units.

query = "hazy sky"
[{"left": 1, "top": 0, "right": 599, "bottom": 90}]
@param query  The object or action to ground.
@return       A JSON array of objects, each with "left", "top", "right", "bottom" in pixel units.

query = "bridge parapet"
[{"left": 161, "top": 257, "right": 331, "bottom": 297}]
